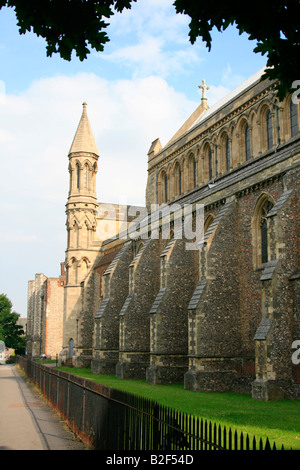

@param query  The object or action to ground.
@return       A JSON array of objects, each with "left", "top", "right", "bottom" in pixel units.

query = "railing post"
[{"left": 82, "top": 380, "right": 86, "bottom": 439}]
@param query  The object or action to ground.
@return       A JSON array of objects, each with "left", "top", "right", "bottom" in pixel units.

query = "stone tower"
[{"left": 62, "top": 102, "right": 101, "bottom": 366}]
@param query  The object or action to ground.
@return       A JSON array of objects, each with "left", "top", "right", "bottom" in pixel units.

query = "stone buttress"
[
  {"left": 91, "top": 242, "right": 133, "bottom": 374},
  {"left": 184, "top": 200, "right": 243, "bottom": 392},
  {"left": 146, "top": 228, "right": 198, "bottom": 384},
  {"left": 116, "top": 238, "right": 163, "bottom": 379}
]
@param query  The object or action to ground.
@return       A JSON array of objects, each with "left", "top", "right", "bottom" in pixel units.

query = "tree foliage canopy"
[
  {"left": 0, "top": 293, "right": 25, "bottom": 355},
  {"left": 174, "top": 0, "right": 299, "bottom": 100},
  {"left": 1, "top": 0, "right": 299, "bottom": 99}
]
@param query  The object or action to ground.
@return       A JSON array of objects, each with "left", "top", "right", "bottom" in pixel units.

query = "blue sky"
[{"left": 0, "top": 0, "right": 267, "bottom": 317}]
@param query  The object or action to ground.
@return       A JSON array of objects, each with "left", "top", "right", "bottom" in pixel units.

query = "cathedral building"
[{"left": 27, "top": 69, "right": 300, "bottom": 401}]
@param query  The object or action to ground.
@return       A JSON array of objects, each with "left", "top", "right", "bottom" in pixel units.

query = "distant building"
[
  {"left": 17, "top": 317, "right": 27, "bottom": 335},
  {"left": 26, "top": 263, "right": 66, "bottom": 358}
]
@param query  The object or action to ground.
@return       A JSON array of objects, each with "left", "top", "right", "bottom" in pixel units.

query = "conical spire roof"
[{"left": 69, "top": 102, "right": 99, "bottom": 156}]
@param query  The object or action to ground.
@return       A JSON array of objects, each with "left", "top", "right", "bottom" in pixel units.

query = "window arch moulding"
[{"left": 251, "top": 193, "right": 275, "bottom": 269}]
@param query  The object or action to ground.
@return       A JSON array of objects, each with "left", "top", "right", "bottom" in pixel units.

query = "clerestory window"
[
  {"left": 245, "top": 123, "right": 251, "bottom": 161},
  {"left": 225, "top": 136, "right": 231, "bottom": 171},
  {"left": 290, "top": 99, "right": 299, "bottom": 138},
  {"left": 266, "top": 110, "right": 273, "bottom": 149}
]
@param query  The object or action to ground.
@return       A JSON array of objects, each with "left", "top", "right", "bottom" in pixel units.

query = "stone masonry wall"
[
  {"left": 45, "top": 278, "right": 64, "bottom": 358},
  {"left": 185, "top": 201, "right": 243, "bottom": 392},
  {"left": 147, "top": 236, "right": 198, "bottom": 384},
  {"left": 116, "top": 238, "right": 163, "bottom": 379},
  {"left": 92, "top": 242, "right": 133, "bottom": 374}
]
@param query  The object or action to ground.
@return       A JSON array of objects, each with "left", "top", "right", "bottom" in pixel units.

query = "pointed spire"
[{"left": 69, "top": 102, "right": 99, "bottom": 156}]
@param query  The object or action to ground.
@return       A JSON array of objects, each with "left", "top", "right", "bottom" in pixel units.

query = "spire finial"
[
  {"left": 68, "top": 102, "right": 99, "bottom": 156},
  {"left": 198, "top": 79, "right": 210, "bottom": 100}
]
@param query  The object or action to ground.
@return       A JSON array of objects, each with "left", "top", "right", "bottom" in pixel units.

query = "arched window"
[
  {"left": 71, "top": 220, "right": 79, "bottom": 248},
  {"left": 92, "top": 162, "right": 97, "bottom": 191},
  {"left": 266, "top": 110, "right": 273, "bottom": 149},
  {"left": 208, "top": 147, "right": 212, "bottom": 180},
  {"left": 245, "top": 124, "right": 251, "bottom": 161},
  {"left": 164, "top": 172, "right": 168, "bottom": 203},
  {"left": 68, "top": 163, "right": 73, "bottom": 191},
  {"left": 76, "top": 163, "right": 80, "bottom": 189},
  {"left": 159, "top": 170, "right": 168, "bottom": 204},
  {"left": 174, "top": 163, "right": 182, "bottom": 197},
  {"left": 188, "top": 155, "right": 197, "bottom": 189},
  {"left": 252, "top": 194, "right": 274, "bottom": 267},
  {"left": 260, "top": 199, "right": 273, "bottom": 263},
  {"left": 290, "top": 99, "right": 298, "bottom": 137},
  {"left": 225, "top": 136, "right": 231, "bottom": 171},
  {"left": 178, "top": 166, "right": 182, "bottom": 195},
  {"left": 79, "top": 258, "right": 89, "bottom": 282},
  {"left": 68, "top": 258, "right": 77, "bottom": 284},
  {"left": 83, "top": 163, "right": 88, "bottom": 189}
]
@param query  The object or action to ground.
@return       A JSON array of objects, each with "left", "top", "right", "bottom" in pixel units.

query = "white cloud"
[
  {"left": 205, "top": 63, "right": 248, "bottom": 107},
  {"left": 2, "top": 71, "right": 195, "bottom": 206},
  {"left": 0, "top": 72, "right": 197, "bottom": 315},
  {"left": 0, "top": 79, "right": 5, "bottom": 104},
  {"left": 101, "top": 0, "right": 204, "bottom": 79},
  {"left": 206, "top": 85, "right": 231, "bottom": 106},
  {"left": 109, "top": 0, "right": 190, "bottom": 41},
  {"left": 221, "top": 63, "right": 245, "bottom": 89},
  {"left": 0, "top": 0, "right": 267, "bottom": 320},
  {"left": 103, "top": 35, "right": 203, "bottom": 79}
]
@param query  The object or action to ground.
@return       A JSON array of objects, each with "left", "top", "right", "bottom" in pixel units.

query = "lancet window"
[
  {"left": 266, "top": 110, "right": 273, "bottom": 149},
  {"left": 245, "top": 124, "right": 251, "bottom": 161},
  {"left": 290, "top": 99, "right": 299, "bottom": 138}
]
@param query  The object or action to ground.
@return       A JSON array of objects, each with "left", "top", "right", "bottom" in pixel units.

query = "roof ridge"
[{"left": 189, "top": 67, "right": 268, "bottom": 131}]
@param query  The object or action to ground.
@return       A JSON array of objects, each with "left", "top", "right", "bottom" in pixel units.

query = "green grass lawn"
[{"left": 55, "top": 366, "right": 300, "bottom": 450}]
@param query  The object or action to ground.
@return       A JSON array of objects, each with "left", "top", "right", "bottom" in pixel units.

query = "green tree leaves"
[
  {"left": 0, "top": 1, "right": 299, "bottom": 98},
  {"left": 3, "top": 0, "right": 137, "bottom": 61},
  {"left": 0, "top": 294, "right": 25, "bottom": 355},
  {"left": 173, "top": 0, "right": 300, "bottom": 100}
]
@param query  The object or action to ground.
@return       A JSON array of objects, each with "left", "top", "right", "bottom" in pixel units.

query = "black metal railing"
[{"left": 16, "top": 357, "right": 282, "bottom": 451}]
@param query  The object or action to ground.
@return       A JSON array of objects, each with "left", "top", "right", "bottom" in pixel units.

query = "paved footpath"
[{"left": 0, "top": 364, "right": 88, "bottom": 450}]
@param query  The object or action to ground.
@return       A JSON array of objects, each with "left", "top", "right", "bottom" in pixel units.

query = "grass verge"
[{"left": 55, "top": 366, "right": 299, "bottom": 450}]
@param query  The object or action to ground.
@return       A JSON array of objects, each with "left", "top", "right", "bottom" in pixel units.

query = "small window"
[
  {"left": 164, "top": 173, "right": 168, "bottom": 202},
  {"left": 178, "top": 166, "right": 182, "bottom": 196},
  {"left": 76, "top": 164, "right": 80, "bottom": 189},
  {"left": 252, "top": 196, "right": 274, "bottom": 268},
  {"left": 83, "top": 164, "right": 88, "bottom": 189},
  {"left": 261, "top": 217, "right": 268, "bottom": 263},
  {"left": 225, "top": 136, "right": 231, "bottom": 171},
  {"left": 245, "top": 124, "right": 251, "bottom": 161},
  {"left": 208, "top": 147, "right": 212, "bottom": 180},
  {"left": 290, "top": 100, "right": 298, "bottom": 137},
  {"left": 193, "top": 158, "right": 197, "bottom": 187},
  {"left": 266, "top": 110, "right": 273, "bottom": 149},
  {"left": 260, "top": 200, "right": 273, "bottom": 263}
]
